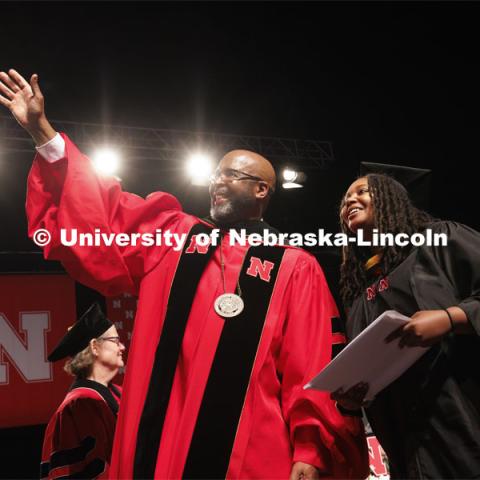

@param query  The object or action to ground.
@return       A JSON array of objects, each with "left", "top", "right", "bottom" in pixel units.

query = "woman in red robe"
[{"left": 41, "top": 303, "right": 124, "bottom": 479}]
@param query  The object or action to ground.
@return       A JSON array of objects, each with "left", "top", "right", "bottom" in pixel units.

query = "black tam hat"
[
  {"left": 360, "top": 162, "right": 432, "bottom": 211},
  {"left": 48, "top": 303, "right": 113, "bottom": 362}
]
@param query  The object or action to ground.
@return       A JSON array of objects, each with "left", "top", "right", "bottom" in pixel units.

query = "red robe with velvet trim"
[
  {"left": 41, "top": 382, "right": 121, "bottom": 479},
  {"left": 28, "top": 134, "right": 368, "bottom": 479}
]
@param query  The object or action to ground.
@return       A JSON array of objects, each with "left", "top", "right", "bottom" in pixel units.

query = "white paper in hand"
[{"left": 304, "top": 310, "right": 430, "bottom": 401}]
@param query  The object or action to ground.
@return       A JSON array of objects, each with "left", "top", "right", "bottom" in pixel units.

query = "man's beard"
[{"left": 210, "top": 192, "right": 256, "bottom": 226}]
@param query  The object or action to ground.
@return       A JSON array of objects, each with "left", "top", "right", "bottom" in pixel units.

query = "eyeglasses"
[
  {"left": 98, "top": 336, "right": 123, "bottom": 346},
  {"left": 210, "top": 167, "right": 264, "bottom": 184}
]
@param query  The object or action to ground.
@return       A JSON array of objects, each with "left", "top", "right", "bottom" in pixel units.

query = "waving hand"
[{"left": 0, "top": 69, "right": 55, "bottom": 145}]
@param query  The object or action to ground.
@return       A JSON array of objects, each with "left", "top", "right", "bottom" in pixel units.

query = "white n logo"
[{"left": 0, "top": 312, "right": 52, "bottom": 384}]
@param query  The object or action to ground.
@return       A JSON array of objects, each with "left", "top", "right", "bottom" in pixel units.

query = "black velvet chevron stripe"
[
  {"left": 133, "top": 223, "right": 216, "bottom": 479},
  {"left": 182, "top": 245, "right": 285, "bottom": 479},
  {"left": 49, "top": 436, "right": 95, "bottom": 470},
  {"left": 40, "top": 436, "right": 98, "bottom": 478},
  {"left": 40, "top": 461, "right": 49, "bottom": 479},
  {"left": 331, "top": 316, "right": 347, "bottom": 359},
  {"left": 331, "top": 316, "right": 345, "bottom": 335},
  {"left": 56, "top": 458, "right": 106, "bottom": 479}
]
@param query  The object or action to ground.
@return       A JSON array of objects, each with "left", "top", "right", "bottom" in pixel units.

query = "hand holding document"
[{"left": 304, "top": 310, "right": 430, "bottom": 401}]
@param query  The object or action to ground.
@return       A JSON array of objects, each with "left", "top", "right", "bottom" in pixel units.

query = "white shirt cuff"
[{"left": 35, "top": 133, "right": 66, "bottom": 163}]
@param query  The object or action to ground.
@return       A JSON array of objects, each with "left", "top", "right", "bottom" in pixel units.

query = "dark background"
[{"left": 1, "top": 1, "right": 480, "bottom": 478}]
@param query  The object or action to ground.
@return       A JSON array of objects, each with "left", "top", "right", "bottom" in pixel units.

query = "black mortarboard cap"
[
  {"left": 360, "top": 162, "right": 432, "bottom": 211},
  {"left": 48, "top": 303, "right": 113, "bottom": 362}
]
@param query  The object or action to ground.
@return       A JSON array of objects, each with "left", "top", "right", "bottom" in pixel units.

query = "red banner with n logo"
[{"left": 0, "top": 275, "right": 76, "bottom": 428}]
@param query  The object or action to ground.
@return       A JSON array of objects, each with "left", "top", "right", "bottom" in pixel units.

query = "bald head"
[
  {"left": 209, "top": 149, "right": 276, "bottom": 225},
  {"left": 218, "top": 149, "right": 276, "bottom": 192}
]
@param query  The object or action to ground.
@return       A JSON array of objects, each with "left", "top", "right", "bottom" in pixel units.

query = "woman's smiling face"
[{"left": 340, "top": 177, "right": 375, "bottom": 234}]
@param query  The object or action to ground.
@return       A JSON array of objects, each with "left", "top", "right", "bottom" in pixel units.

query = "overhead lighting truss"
[{"left": 0, "top": 116, "right": 334, "bottom": 169}]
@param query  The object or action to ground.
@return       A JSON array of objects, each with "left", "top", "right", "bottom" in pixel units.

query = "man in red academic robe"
[{"left": 0, "top": 69, "right": 368, "bottom": 479}]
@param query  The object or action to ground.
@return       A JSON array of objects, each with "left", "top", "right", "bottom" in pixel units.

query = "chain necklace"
[{"left": 213, "top": 236, "right": 244, "bottom": 318}]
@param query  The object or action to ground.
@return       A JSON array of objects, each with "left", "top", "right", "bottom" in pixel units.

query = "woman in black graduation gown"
[{"left": 334, "top": 173, "right": 480, "bottom": 479}]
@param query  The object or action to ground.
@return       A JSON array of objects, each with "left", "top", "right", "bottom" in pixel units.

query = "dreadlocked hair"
[{"left": 339, "top": 173, "right": 434, "bottom": 308}]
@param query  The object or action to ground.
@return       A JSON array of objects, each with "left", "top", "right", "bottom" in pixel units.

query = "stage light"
[
  {"left": 186, "top": 152, "right": 214, "bottom": 186},
  {"left": 282, "top": 181, "right": 304, "bottom": 189},
  {"left": 92, "top": 148, "right": 120, "bottom": 176},
  {"left": 282, "top": 168, "right": 306, "bottom": 189},
  {"left": 283, "top": 168, "right": 298, "bottom": 182}
]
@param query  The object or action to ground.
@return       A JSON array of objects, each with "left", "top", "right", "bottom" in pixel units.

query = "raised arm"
[
  {"left": 2, "top": 69, "right": 183, "bottom": 296},
  {"left": 0, "top": 69, "right": 56, "bottom": 145}
]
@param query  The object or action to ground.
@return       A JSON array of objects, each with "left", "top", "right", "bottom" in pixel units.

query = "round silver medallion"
[{"left": 214, "top": 293, "right": 244, "bottom": 318}]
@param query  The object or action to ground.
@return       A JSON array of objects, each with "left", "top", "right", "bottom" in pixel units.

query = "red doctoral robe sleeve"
[
  {"left": 27, "top": 133, "right": 182, "bottom": 296},
  {"left": 275, "top": 254, "right": 369, "bottom": 478},
  {"left": 41, "top": 389, "right": 117, "bottom": 479}
]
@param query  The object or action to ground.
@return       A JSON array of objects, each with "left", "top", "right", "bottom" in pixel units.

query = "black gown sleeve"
[{"left": 431, "top": 221, "right": 480, "bottom": 335}]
